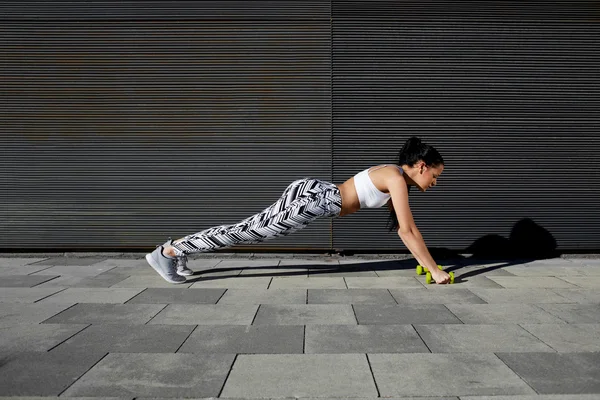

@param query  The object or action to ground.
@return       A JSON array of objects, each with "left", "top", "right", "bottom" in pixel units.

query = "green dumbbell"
[
  {"left": 416, "top": 264, "right": 443, "bottom": 275},
  {"left": 425, "top": 271, "right": 455, "bottom": 284}
]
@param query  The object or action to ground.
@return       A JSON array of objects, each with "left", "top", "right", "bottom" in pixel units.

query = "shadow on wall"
[{"left": 465, "top": 218, "right": 559, "bottom": 259}]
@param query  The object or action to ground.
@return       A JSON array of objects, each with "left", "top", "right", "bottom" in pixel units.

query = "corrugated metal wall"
[
  {"left": 2, "top": 1, "right": 599, "bottom": 253},
  {"left": 1, "top": 1, "right": 333, "bottom": 250},
  {"left": 332, "top": 0, "right": 600, "bottom": 253}
]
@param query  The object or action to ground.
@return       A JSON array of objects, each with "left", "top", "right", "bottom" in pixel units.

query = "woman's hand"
[{"left": 430, "top": 269, "right": 451, "bottom": 284}]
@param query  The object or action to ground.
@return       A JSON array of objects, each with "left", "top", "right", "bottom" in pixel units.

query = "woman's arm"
[{"left": 387, "top": 175, "right": 451, "bottom": 284}]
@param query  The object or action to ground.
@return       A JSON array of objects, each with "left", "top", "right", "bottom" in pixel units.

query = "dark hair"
[{"left": 387, "top": 136, "right": 444, "bottom": 232}]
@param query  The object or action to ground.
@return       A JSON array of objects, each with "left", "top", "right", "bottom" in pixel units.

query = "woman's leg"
[{"left": 168, "top": 178, "right": 342, "bottom": 256}]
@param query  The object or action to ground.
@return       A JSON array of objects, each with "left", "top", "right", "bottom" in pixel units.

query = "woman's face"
[{"left": 414, "top": 162, "right": 444, "bottom": 192}]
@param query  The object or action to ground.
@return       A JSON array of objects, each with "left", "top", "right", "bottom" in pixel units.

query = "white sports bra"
[{"left": 353, "top": 164, "right": 403, "bottom": 209}]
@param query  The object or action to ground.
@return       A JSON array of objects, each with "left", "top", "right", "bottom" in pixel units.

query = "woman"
[{"left": 146, "top": 136, "right": 451, "bottom": 284}]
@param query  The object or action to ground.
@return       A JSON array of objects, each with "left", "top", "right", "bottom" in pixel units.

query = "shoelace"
[{"left": 176, "top": 255, "right": 189, "bottom": 270}]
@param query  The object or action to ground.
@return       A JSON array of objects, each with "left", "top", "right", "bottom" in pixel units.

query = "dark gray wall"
[{"left": 2, "top": 1, "right": 599, "bottom": 253}]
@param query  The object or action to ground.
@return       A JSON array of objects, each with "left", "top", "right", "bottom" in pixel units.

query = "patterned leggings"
[{"left": 171, "top": 178, "right": 342, "bottom": 255}]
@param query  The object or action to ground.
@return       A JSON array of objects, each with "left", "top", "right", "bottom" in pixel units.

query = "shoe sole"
[
  {"left": 177, "top": 271, "right": 194, "bottom": 277},
  {"left": 145, "top": 253, "right": 186, "bottom": 284}
]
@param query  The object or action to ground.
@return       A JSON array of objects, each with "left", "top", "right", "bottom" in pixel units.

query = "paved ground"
[{"left": 0, "top": 253, "right": 599, "bottom": 399}]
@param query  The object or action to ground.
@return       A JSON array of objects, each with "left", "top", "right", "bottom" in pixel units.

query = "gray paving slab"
[
  {"left": 487, "top": 276, "right": 578, "bottom": 288},
  {"left": 454, "top": 264, "right": 517, "bottom": 278},
  {"left": 368, "top": 353, "right": 536, "bottom": 397},
  {"left": 0, "top": 264, "right": 53, "bottom": 276},
  {"left": 178, "top": 325, "right": 304, "bottom": 354},
  {"left": 269, "top": 277, "right": 346, "bottom": 289},
  {"left": 467, "top": 288, "right": 574, "bottom": 304},
  {"left": 253, "top": 304, "right": 356, "bottom": 325},
  {"left": 389, "top": 288, "right": 486, "bottom": 304},
  {"left": 0, "top": 303, "right": 74, "bottom": 327},
  {"left": 217, "top": 258, "right": 280, "bottom": 268},
  {"left": 345, "top": 277, "right": 424, "bottom": 289},
  {"left": 62, "top": 353, "right": 235, "bottom": 398},
  {"left": 520, "top": 323, "right": 600, "bottom": 352},
  {"left": 0, "top": 275, "right": 60, "bottom": 288},
  {"left": 0, "top": 397, "right": 130, "bottom": 400},
  {"left": 305, "top": 324, "right": 429, "bottom": 354},
  {"left": 299, "top": 398, "right": 459, "bottom": 400},
  {"left": 461, "top": 395, "right": 600, "bottom": 399},
  {"left": 125, "top": 288, "right": 225, "bottom": 304},
  {"left": 0, "top": 350, "right": 106, "bottom": 396},
  {"left": 414, "top": 324, "right": 555, "bottom": 353},
  {"left": 53, "top": 324, "right": 195, "bottom": 353},
  {"left": 240, "top": 267, "right": 309, "bottom": 277},
  {"left": 496, "top": 352, "right": 600, "bottom": 394},
  {"left": 220, "top": 354, "right": 378, "bottom": 398},
  {"left": 279, "top": 259, "right": 341, "bottom": 267},
  {"left": 0, "top": 323, "right": 87, "bottom": 352},
  {"left": 502, "top": 265, "right": 588, "bottom": 277},
  {"left": 0, "top": 257, "right": 49, "bottom": 267},
  {"left": 90, "top": 258, "right": 151, "bottom": 268},
  {"left": 423, "top": 275, "right": 504, "bottom": 288},
  {"left": 38, "top": 288, "right": 144, "bottom": 304},
  {"left": 309, "top": 266, "right": 378, "bottom": 277},
  {"left": 106, "top": 266, "right": 158, "bottom": 277},
  {"left": 42, "top": 303, "right": 166, "bottom": 325},
  {"left": 217, "top": 289, "right": 307, "bottom": 304},
  {"left": 307, "top": 289, "right": 396, "bottom": 304},
  {"left": 33, "top": 274, "right": 130, "bottom": 288},
  {"left": 111, "top": 276, "right": 194, "bottom": 288},
  {"left": 148, "top": 304, "right": 259, "bottom": 325},
  {"left": 0, "top": 287, "right": 66, "bottom": 303},
  {"left": 189, "top": 276, "right": 271, "bottom": 289},
  {"left": 552, "top": 288, "right": 600, "bottom": 303},
  {"left": 32, "top": 264, "right": 116, "bottom": 277},
  {"left": 353, "top": 304, "right": 463, "bottom": 324},
  {"left": 446, "top": 304, "right": 567, "bottom": 324},
  {"left": 27, "top": 257, "right": 107, "bottom": 266},
  {"left": 559, "top": 276, "right": 600, "bottom": 288},
  {"left": 536, "top": 303, "right": 600, "bottom": 323}
]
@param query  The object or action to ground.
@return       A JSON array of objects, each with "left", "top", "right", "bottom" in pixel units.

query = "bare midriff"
[{"left": 336, "top": 177, "right": 361, "bottom": 217}]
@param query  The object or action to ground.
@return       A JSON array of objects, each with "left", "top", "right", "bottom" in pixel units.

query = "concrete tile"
[
  {"left": 559, "top": 276, "right": 600, "bottom": 288},
  {"left": 580, "top": 267, "right": 600, "bottom": 276},
  {"left": 179, "top": 325, "right": 304, "bottom": 354},
  {"left": 0, "top": 324, "right": 87, "bottom": 352},
  {"left": 240, "top": 267, "right": 309, "bottom": 277},
  {"left": 29, "top": 257, "right": 107, "bottom": 266},
  {"left": 0, "top": 264, "right": 53, "bottom": 276},
  {"left": 305, "top": 324, "right": 429, "bottom": 354},
  {"left": 279, "top": 259, "right": 340, "bottom": 267},
  {"left": 468, "top": 288, "right": 574, "bottom": 304},
  {"left": 502, "top": 265, "right": 587, "bottom": 277},
  {"left": 33, "top": 273, "right": 131, "bottom": 288},
  {"left": 253, "top": 304, "right": 356, "bottom": 325},
  {"left": 455, "top": 264, "right": 517, "bottom": 278},
  {"left": 0, "top": 257, "right": 49, "bottom": 267},
  {"left": 415, "top": 324, "right": 555, "bottom": 353},
  {"left": 107, "top": 266, "right": 157, "bottom": 277},
  {"left": 496, "top": 352, "right": 600, "bottom": 394},
  {"left": 149, "top": 304, "right": 258, "bottom": 325},
  {"left": 0, "top": 275, "right": 60, "bottom": 288},
  {"left": 126, "top": 288, "right": 225, "bottom": 304},
  {"left": 369, "top": 353, "right": 536, "bottom": 397},
  {"left": 536, "top": 303, "right": 600, "bottom": 323},
  {"left": 552, "top": 288, "right": 600, "bottom": 303},
  {"left": 446, "top": 304, "right": 566, "bottom": 324},
  {"left": 188, "top": 277, "right": 271, "bottom": 289},
  {"left": 0, "top": 397, "right": 129, "bottom": 400},
  {"left": 269, "top": 277, "right": 346, "bottom": 289},
  {"left": 111, "top": 276, "right": 193, "bottom": 288},
  {"left": 461, "top": 395, "right": 600, "bottom": 399},
  {"left": 424, "top": 276, "right": 503, "bottom": 288},
  {"left": 485, "top": 276, "right": 577, "bottom": 289},
  {"left": 0, "top": 303, "right": 74, "bottom": 327},
  {"left": 345, "top": 277, "right": 423, "bottom": 289},
  {"left": 309, "top": 265, "right": 378, "bottom": 277},
  {"left": 53, "top": 324, "right": 195, "bottom": 353},
  {"left": 39, "top": 288, "right": 144, "bottom": 304},
  {"left": 0, "top": 287, "right": 66, "bottom": 303},
  {"left": 62, "top": 353, "right": 235, "bottom": 397},
  {"left": 354, "top": 304, "right": 462, "bottom": 325},
  {"left": 521, "top": 323, "right": 600, "bottom": 352},
  {"left": 220, "top": 354, "right": 377, "bottom": 398},
  {"left": 217, "top": 289, "right": 306, "bottom": 305},
  {"left": 90, "top": 258, "right": 150, "bottom": 268},
  {"left": 389, "top": 288, "right": 485, "bottom": 304},
  {"left": 32, "top": 264, "right": 115, "bottom": 277},
  {"left": 42, "top": 303, "right": 165, "bottom": 325},
  {"left": 307, "top": 289, "right": 396, "bottom": 304},
  {"left": 0, "top": 350, "right": 105, "bottom": 396},
  {"left": 217, "top": 258, "right": 280, "bottom": 268}
]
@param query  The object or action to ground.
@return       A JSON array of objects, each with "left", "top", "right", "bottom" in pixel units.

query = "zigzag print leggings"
[{"left": 171, "top": 178, "right": 342, "bottom": 255}]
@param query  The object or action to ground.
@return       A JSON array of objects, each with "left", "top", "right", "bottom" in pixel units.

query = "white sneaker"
[{"left": 176, "top": 254, "right": 194, "bottom": 276}]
